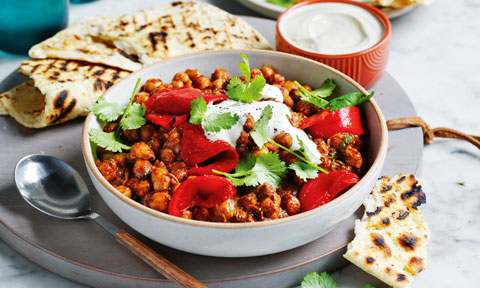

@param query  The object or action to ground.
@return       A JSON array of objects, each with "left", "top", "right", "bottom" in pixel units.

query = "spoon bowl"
[
  {"left": 15, "top": 154, "right": 92, "bottom": 220},
  {"left": 14, "top": 154, "right": 206, "bottom": 288}
]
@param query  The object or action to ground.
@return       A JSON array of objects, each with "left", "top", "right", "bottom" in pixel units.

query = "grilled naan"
[
  {"left": 0, "top": 59, "right": 129, "bottom": 128},
  {"left": 344, "top": 174, "right": 428, "bottom": 288},
  {"left": 29, "top": 17, "right": 142, "bottom": 72},
  {"left": 88, "top": 1, "right": 272, "bottom": 65}
]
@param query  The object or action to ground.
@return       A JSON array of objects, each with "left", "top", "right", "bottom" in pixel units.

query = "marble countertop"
[{"left": 1, "top": 0, "right": 479, "bottom": 287}]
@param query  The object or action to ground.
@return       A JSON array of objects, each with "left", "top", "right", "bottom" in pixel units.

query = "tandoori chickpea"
[
  {"left": 260, "top": 65, "right": 274, "bottom": 80},
  {"left": 211, "top": 78, "right": 224, "bottom": 90},
  {"left": 243, "top": 114, "right": 255, "bottom": 132},
  {"left": 133, "top": 91, "right": 150, "bottom": 104},
  {"left": 160, "top": 148, "right": 176, "bottom": 163},
  {"left": 143, "top": 79, "right": 163, "bottom": 93},
  {"left": 151, "top": 166, "right": 171, "bottom": 192},
  {"left": 213, "top": 198, "right": 236, "bottom": 222},
  {"left": 274, "top": 133, "right": 293, "bottom": 148},
  {"left": 250, "top": 68, "right": 263, "bottom": 80},
  {"left": 148, "top": 192, "right": 171, "bottom": 212},
  {"left": 130, "top": 180, "right": 151, "bottom": 198},
  {"left": 129, "top": 142, "right": 155, "bottom": 161},
  {"left": 194, "top": 75, "right": 211, "bottom": 89},
  {"left": 281, "top": 194, "right": 301, "bottom": 215},
  {"left": 171, "top": 80, "right": 184, "bottom": 88},
  {"left": 116, "top": 185, "right": 132, "bottom": 198},
  {"left": 185, "top": 68, "right": 201, "bottom": 81},
  {"left": 132, "top": 160, "right": 153, "bottom": 179},
  {"left": 173, "top": 72, "right": 191, "bottom": 85},
  {"left": 211, "top": 68, "right": 230, "bottom": 81}
]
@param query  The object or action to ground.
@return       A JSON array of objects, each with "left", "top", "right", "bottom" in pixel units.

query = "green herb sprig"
[
  {"left": 226, "top": 53, "right": 266, "bottom": 103},
  {"left": 89, "top": 78, "right": 144, "bottom": 153},
  {"left": 189, "top": 97, "right": 239, "bottom": 132},
  {"left": 301, "top": 271, "right": 376, "bottom": 288}
]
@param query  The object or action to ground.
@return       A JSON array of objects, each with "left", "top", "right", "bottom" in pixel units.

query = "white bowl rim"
[{"left": 81, "top": 49, "right": 388, "bottom": 229}]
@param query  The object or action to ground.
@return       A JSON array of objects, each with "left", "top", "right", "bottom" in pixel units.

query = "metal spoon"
[{"left": 14, "top": 154, "right": 206, "bottom": 288}]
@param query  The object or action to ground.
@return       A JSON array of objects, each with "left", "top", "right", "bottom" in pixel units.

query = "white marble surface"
[{"left": 1, "top": 0, "right": 479, "bottom": 287}]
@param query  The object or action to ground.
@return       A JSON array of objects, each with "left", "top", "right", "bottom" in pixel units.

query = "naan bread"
[
  {"left": 89, "top": 1, "right": 272, "bottom": 65},
  {"left": 29, "top": 17, "right": 142, "bottom": 72},
  {"left": 0, "top": 59, "right": 129, "bottom": 128},
  {"left": 344, "top": 174, "right": 428, "bottom": 288}
]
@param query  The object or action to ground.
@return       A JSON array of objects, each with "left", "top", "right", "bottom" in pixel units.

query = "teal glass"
[{"left": 0, "top": 0, "right": 68, "bottom": 55}]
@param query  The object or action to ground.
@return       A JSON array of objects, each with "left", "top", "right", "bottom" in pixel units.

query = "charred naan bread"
[
  {"left": 0, "top": 59, "right": 129, "bottom": 128},
  {"left": 29, "top": 17, "right": 142, "bottom": 72},
  {"left": 370, "top": 0, "right": 434, "bottom": 8},
  {"left": 344, "top": 174, "right": 428, "bottom": 288},
  {"left": 89, "top": 1, "right": 272, "bottom": 65}
]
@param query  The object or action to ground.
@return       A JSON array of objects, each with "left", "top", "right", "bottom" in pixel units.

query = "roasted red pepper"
[
  {"left": 299, "top": 171, "right": 359, "bottom": 212},
  {"left": 299, "top": 107, "right": 364, "bottom": 139},
  {"left": 144, "top": 86, "right": 227, "bottom": 115},
  {"left": 181, "top": 123, "right": 239, "bottom": 176},
  {"left": 145, "top": 114, "right": 188, "bottom": 130},
  {"left": 168, "top": 175, "right": 236, "bottom": 217}
]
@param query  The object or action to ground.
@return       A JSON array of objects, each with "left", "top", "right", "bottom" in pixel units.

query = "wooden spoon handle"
[{"left": 115, "top": 230, "right": 207, "bottom": 288}]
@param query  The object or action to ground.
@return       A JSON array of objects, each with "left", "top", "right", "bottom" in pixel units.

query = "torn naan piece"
[
  {"left": 344, "top": 174, "right": 428, "bottom": 288},
  {"left": 89, "top": 1, "right": 272, "bottom": 66},
  {"left": 0, "top": 59, "right": 129, "bottom": 128},
  {"left": 29, "top": 17, "right": 142, "bottom": 72},
  {"left": 370, "top": 0, "right": 434, "bottom": 8}
]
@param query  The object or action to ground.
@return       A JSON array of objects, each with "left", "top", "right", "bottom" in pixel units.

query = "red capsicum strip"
[
  {"left": 144, "top": 86, "right": 228, "bottom": 115},
  {"left": 299, "top": 106, "right": 364, "bottom": 139},
  {"left": 299, "top": 171, "right": 359, "bottom": 212},
  {"left": 145, "top": 114, "right": 188, "bottom": 130},
  {"left": 168, "top": 175, "right": 236, "bottom": 217},
  {"left": 181, "top": 123, "right": 239, "bottom": 176}
]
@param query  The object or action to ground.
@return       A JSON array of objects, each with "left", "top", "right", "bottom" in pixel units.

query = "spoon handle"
[{"left": 115, "top": 230, "right": 207, "bottom": 288}]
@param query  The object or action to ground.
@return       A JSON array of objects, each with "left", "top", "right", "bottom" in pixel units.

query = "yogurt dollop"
[
  {"left": 279, "top": 2, "right": 384, "bottom": 55},
  {"left": 203, "top": 85, "right": 321, "bottom": 160}
]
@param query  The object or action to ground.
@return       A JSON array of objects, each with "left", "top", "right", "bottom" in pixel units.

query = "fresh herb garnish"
[
  {"left": 266, "top": 0, "right": 296, "bottom": 8},
  {"left": 301, "top": 272, "right": 337, "bottom": 288},
  {"left": 89, "top": 78, "right": 143, "bottom": 152},
  {"left": 457, "top": 181, "right": 466, "bottom": 186},
  {"left": 289, "top": 136, "right": 322, "bottom": 181},
  {"left": 250, "top": 106, "right": 328, "bottom": 176},
  {"left": 226, "top": 53, "right": 266, "bottom": 103},
  {"left": 328, "top": 91, "right": 374, "bottom": 112},
  {"left": 90, "top": 97, "right": 123, "bottom": 122},
  {"left": 189, "top": 97, "right": 239, "bottom": 132},
  {"left": 295, "top": 80, "right": 374, "bottom": 112},
  {"left": 213, "top": 152, "right": 287, "bottom": 189},
  {"left": 362, "top": 285, "right": 376, "bottom": 288}
]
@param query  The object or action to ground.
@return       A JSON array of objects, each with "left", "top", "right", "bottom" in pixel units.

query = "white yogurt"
[
  {"left": 204, "top": 95, "right": 321, "bottom": 160},
  {"left": 279, "top": 2, "right": 384, "bottom": 55}
]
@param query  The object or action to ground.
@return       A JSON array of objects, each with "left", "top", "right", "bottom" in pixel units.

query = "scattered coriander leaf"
[
  {"left": 89, "top": 129, "right": 130, "bottom": 153},
  {"left": 250, "top": 105, "right": 273, "bottom": 148},
  {"left": 115, "top": 78, "right": 141, "bottom": 136},
  {"left": 457, "top": 181, "right": 466, "bottom": 186},
  {"left": 189, "top": 97, "right": 207, "bottom": 125},
  {"left": 290, "top": 161, "right": 318, "bottom": 181},
  {"left": 90, "top": 97, "right": 123, "bottom": 122},
  {"left": 297, "top": 136, "right": 321, "bottom": 165},
  {"left": 301, "top": 272, "right": 337, "bottom": 288},
  {"left": 213, "top": 152, "right": 287, "bottom": 189},
  {"left": 239, "top": 52, "right": 251, "bottom": 84},
  {"left": 328, "top": 91, "right": 374, "bottom": 112},
  {"left": 189, "top": 97, "right": 239, "bottom": 132},
  {"left": 120, "top": 102, "right": 146, "bottom": 130},
  {"left": 362, "top": 285, "right": 376, "bottom": 288},
  {"left": 295, "top": 81, "right": 330, "bottom": 109},
  {"left": 338, "top": 135, "right": 354, "bottom": 153},
  {"left": 266, "top": 0, "right": 296, "bottom": 8},
  {"left": 226, "top": 54, "right": 266, "bottom": 103},
  {"left": 202, "top": 112, "right": 239, "bottom": 132},
  {"left": 310, "top": 79, "right": 336, "bottom": 98}
]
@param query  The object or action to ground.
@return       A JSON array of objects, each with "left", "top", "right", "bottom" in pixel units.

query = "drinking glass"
[{"left": 0, "top": 0, "right": 68, "bottom": 55}]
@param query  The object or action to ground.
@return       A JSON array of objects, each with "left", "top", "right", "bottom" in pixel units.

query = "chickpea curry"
[{"left": 90, "top": 53, "right": 372, "bottom": 223}]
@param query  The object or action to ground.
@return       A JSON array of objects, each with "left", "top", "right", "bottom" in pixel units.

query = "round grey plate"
[{"left": 0, "top": 16, "right": 423, "bottom": 288}]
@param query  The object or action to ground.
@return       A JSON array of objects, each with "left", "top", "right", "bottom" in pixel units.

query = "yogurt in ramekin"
[{"left": 279, "top": 2, "right": 385, "bottom": 55}]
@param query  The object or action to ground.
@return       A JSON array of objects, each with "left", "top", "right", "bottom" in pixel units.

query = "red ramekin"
[{"left": 276, "top": 0, "right": 391, "bottom": 89}]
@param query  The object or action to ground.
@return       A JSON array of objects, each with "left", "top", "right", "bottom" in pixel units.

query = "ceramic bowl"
[
  {"left": 81, "top": 49, "right": 388, "bottom": 257},
  {"left": 276, "top": 0, "right": 391, "bottom": 89}
]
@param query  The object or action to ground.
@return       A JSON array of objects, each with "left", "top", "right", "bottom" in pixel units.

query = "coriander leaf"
[
  {"left": 328, "top": 91, "right": 374, "bottom": 112},
  {"left": 457, "top": 181, "right": 466, "bottom": 186},
  {"left": 90, "top": 97, "right": 123, "bottom": 122},
  {"left": 120, "top": 102, "right": 146, "bottom": 130},
  {"left": 295, "top": 81, "right": 329, "bottom": 109},
  {"left": 214, "top": 152, "right": 287, "bottom": 189},
  {"left": 239, "top": 52, "right": 251, "bottom": 84},
  {"left": 290, "top": 161, "right": 318, "bottom": 181},
  {"left": 266, "top": 0, "right": 296, "bottom": 8},
  {"left": 362, "top": 285, "right": 376, "bottom": 288},
  {"left": 311, "top": 79, "right": 336, "bottom": 98},
  {"left": 203, "top": 112, "right": 239, "bottom": 133},
  {"left": 301, "top": 272, "right": 337, "bottom": 288},
  {"left": 189, "top": 97, "right": 239, "bottom": 132},
  {"left": 241, "top": 74, "right": 266, "bottom": 102},
  {"left": 89, "top": 129, "right": 130, "bottom": 153},
  {"left": 250, "top": 105, "right": 273, "bottom": 148},
  {"left": 189, "top": 97, "right": 207, "bottom": 124},
  {"left": 226, "top": 54, "right": 266, "bottom": 103}
]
